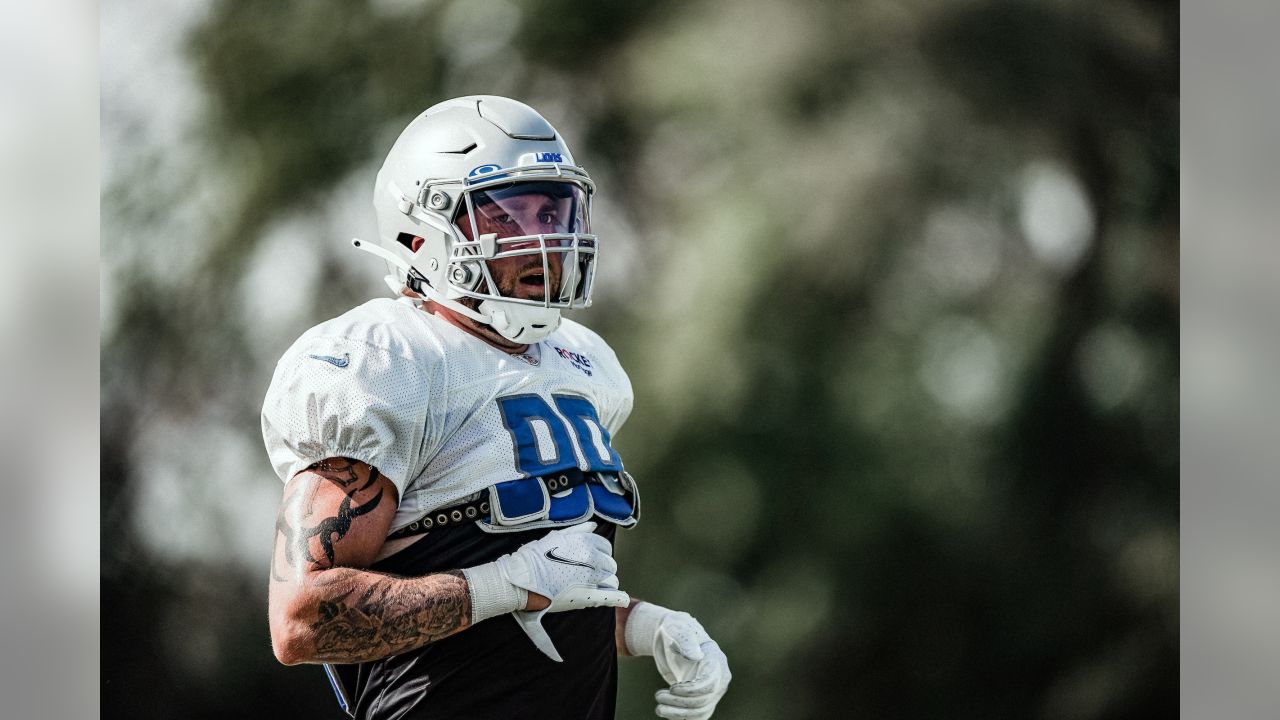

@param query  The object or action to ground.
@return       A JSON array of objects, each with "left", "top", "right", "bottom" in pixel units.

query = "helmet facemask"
[{"left": 446, "top": 178, "right": 597, "bottom": 312}]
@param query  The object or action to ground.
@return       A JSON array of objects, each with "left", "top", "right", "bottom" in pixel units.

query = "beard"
[{"left": 493, "top": 259, "right": 562, "bottom": 301}]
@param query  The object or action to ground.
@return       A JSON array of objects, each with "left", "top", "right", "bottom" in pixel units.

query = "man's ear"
[{"left": 411, "top": 236, "right": 425, "bottom": 252}]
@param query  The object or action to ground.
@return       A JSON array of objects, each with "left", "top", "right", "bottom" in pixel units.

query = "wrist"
[
  {"left": 623, "top": 600, "right": 672, "bottom": 657},
  {"left": 461, "top": 561, "right": 528, "bottom": 624}
]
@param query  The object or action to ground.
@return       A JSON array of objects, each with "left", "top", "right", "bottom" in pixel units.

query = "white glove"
[
  {"left": 462, "top": 521, "right": 629, "bottom": 661},
  {"left": 624, "top": 602, "right": 731, "bottom": 720}
]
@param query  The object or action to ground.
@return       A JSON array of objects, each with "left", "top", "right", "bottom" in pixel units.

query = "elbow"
[
  {"left": 270, "top": 604, "right": 314, "bottom": 666},
  {"left": 272, "top": 632, "right": 307, "bottom": 666}
]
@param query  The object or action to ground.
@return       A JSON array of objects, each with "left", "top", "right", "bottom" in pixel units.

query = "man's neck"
[{"left": 420, "top": 299, "right": 529, "bottom": 355}]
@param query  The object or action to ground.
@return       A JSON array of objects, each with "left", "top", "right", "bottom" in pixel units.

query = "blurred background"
[{"left": 101, "top": 0, "right": 1178, "bottom": 718}]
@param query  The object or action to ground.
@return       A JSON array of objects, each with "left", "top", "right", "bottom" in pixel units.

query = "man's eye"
[
  {"left": 539, "top": 212, "right": 558, "bottom": 224},
  {"left": 495, "top": 214, "right": 514, "bottom": 224}
]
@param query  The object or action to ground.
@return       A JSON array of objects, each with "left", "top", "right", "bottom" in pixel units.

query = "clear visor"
[
  {"left": 451, "top": 180, "right": 596, "bottom": 307},
  {"left": 458, "top": 180, "right": 589, "bottom": 239}
]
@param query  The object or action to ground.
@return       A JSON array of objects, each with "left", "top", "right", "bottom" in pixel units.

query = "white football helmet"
[{"left": 353, "top": 95, "right": 597, "bottom": 344}]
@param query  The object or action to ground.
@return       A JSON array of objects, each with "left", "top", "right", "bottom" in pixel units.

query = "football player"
[{"left": 262, "top": 96, "right": 731, "bottom": 720}]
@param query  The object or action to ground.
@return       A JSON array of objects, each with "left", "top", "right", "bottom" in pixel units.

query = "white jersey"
[{"left": 261, "top": 297, "right": 634, "bottom": 533}]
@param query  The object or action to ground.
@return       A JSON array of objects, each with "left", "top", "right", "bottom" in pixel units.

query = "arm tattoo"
[
  {"left": 273, "top": 462, "right": 384, "bottom": 578},
  {"left": 308, "top": 570, "right": 472, "bottom": 662},
  {"left": 271, "top": 461, "right": 474, "bottom": 662}
]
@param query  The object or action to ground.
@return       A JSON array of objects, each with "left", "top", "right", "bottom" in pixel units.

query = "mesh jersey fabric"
[{"left": 260, "top": 297, "right": 634, "bottom": 531}]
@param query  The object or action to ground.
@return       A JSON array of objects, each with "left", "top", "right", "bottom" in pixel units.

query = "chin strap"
[
  {"left": 480, "top": 300, "right": 562, "bottom": 344},
  {"left": 352, "top": 238, "right": 561, "bottom": 342}
]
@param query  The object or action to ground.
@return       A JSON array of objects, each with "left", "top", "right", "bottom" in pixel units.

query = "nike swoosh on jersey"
[
  {"left": 544, "top": 547, "right": 595, "bottom": 569},
  {"left": 308, "top": 353, "right": 351, "bottom": 368}
]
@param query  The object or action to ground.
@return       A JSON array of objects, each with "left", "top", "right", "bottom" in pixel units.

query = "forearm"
[{"left": 272, "top": 567, "right": 471, "bottom": 665}]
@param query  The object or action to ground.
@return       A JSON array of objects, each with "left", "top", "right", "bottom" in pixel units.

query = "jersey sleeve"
[
  {"left": 601, "top": 365, "right": 633, "bottom": 437},
  {"left": 260, "top": 334, "right": 435, "bottom": 499}
]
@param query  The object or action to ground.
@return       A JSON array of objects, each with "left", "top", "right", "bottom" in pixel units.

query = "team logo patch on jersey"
[
  {"left": 553, "top": 346, "right": 593, "bottom": 376},
  {"left": 514, "top": 352, "right": 540, "bottom": 366}
]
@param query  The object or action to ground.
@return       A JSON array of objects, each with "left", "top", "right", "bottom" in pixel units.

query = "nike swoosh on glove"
[
  {"left": 462, "top": 521, "right": 629, "bottom": 662},
  {"left": 625, "top": 603, "right": 731, "bottom": 719}
]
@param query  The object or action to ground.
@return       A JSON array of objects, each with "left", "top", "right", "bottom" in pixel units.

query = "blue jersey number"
[{"left": 497, "top": 394, "right": 623, "bottom": 476}]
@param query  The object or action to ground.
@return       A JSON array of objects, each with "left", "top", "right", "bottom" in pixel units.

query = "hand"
[
  {"left": 497, "top": 522, "right": 629, "bottom": 661},
  {"left": 625, "top": 603, "right": 731, "bottom": 720},
  {"left": 497, "top": 521, "right": 627, "bottom": 612}
]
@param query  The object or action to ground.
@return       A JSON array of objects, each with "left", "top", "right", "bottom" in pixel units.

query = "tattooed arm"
[{"left": 268, "top": 457, "right": 475, "bottom": 665}]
